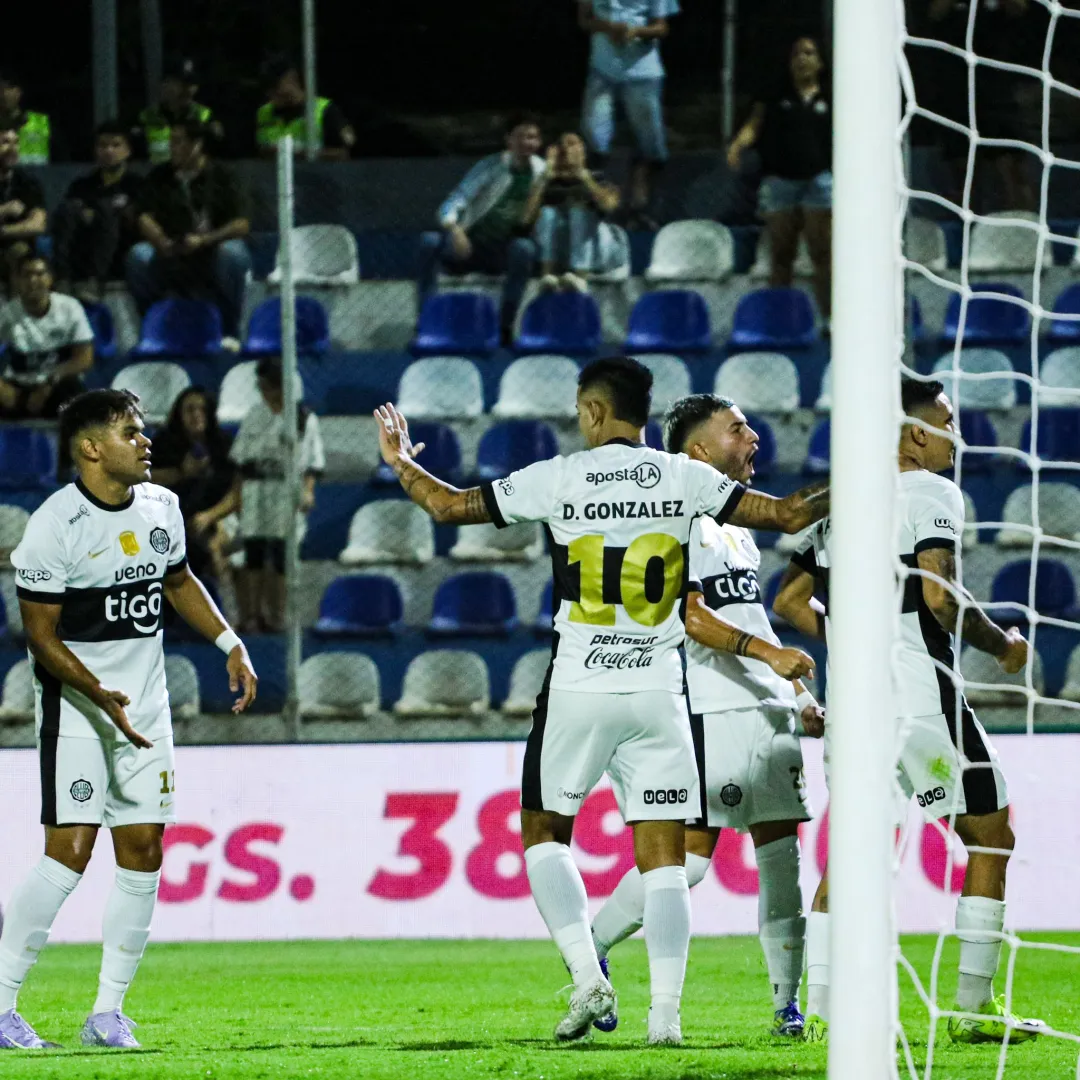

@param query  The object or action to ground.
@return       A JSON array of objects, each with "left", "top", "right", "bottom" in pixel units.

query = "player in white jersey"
[
  {"left": 772, "top": 378, "right": 1043, "bottom": 1044},
  {"left": 586, "top": 394, "right": 825, "bottom": 1037},
  {"left": 0, "top": 389, "right": 257, "bottom": 1051},
  {"left": 375, "top": 358, "right": 829, "bottom": 1044}
]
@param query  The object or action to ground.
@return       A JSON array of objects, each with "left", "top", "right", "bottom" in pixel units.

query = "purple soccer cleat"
[
  {"left": 0, "top": 1009, "right": 58, "bottom": 1049},
  {"left": 80, "top": 1010, "right": 140, "bottom": 1048}
]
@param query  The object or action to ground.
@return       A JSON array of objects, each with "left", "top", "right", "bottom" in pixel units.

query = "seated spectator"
[
  {"left": 133, "top": 55, "right": 224, "bottom": 165},
  {"left": 418, "top": 113, "right": 545, "bottom": 344},
  {"left": 524, "top": 132, "right": 625, "bottom": 292},
  {"left": 0, "top": 68, "right": 51, "bottom": 165},
  {"left": 0, "top": 124, "right": 47, "bottom": 292},
  {"left": 51, "top": 121, "right": 143, "bottom": 302},
  {"left": 0, "top": 253, "right": 93, "bottom": 419},
  {"left": 126, "top": 118, "right": 252, "bottom": 342},
  {"left": 727, "top": 37, "right": 832, "bottom": 322},
  {"left": 256, "top": 55, "right": 354, "bottom": 161},
  {"left": 192, "top": 359, "right": 323, "bottom": 633}
]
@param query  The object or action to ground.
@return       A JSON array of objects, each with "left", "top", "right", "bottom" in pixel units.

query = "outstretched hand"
[
  {"left": 227, "top": 646, "right": 258, "bottom": 713},
  {"left": 374, "top": 403, "right": 426, "bottom": 468},
  {"left": 94, "top": 687, "right": 153, "bottom": 749}
]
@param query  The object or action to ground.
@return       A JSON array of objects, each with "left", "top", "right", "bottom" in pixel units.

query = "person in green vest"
[
  {"left": 256, "top": 55, "right": 354, "bottom": 161},
  {"left": 134, "top": 56, "right": 224, "bottom": 165},
  {"left": 0, "top": 69, "right": 50, "bottom": 166}
]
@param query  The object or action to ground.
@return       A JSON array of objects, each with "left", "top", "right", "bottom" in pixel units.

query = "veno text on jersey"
[
  {"left": 563, "top": 500, "right": 685, "bottom": 521},
  {"left": 584, "top": 633, "right": 659, "bottom": 670}
]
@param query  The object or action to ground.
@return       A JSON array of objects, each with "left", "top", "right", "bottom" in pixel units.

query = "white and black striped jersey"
[
  {"left": 11, "top": 480, "right": 187, "bottom": 740},
  {"left": 481, "top": 438, "right": 745, "bottom": 694},
  {"left": 685, "top": 517, "right": 796, "bottom": 712}
]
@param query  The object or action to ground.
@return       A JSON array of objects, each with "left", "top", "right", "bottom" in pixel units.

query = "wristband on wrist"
[
  {"left": 795, "top": 689, "right": 818, "bottom": 713},
  {"left": 215, "top": 628, "right": 242, "bottom": 655}
]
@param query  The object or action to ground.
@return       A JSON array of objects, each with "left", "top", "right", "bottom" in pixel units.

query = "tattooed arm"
[{"left": 726, "top": 481, "right": 830, "bottom": 534}]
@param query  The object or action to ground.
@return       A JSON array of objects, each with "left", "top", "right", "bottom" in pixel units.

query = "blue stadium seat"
[
  {"left": 412, "top": 293, "right": 499, "bottom": 357},
  {"left": 515, "top": 292, "right": 601, "bottom": 355},
  {"left": 624, "top": 290, "right": 712, "bottom": 353},
  {"left": 429, "top": 572, "right": 518, "bottom": 636},
  {"left": 130, "top": 299, "right": 223, "bottom": 358},
  {"left": 1020, "top": 409, "right": 1080, "bottom": 466},
  {"left": 991, "top": 559, "right": 1078, "bottom": 626},
  {"left": 373, "top": 422, "right": 462, "bottom": 485},
  {"left": 82, "top": 301, "right": 116, "bottom": 360},
  {"left": 957, "top": 410, "right": 998, "bottom": 473},
  {"left": 536, "top": 579, "right": 555, "bottom": 634},
  {"left": 803, "top": 418, "right": 831, "bottom": 475},
  {"left": 0, "top": 429, "right": 55, "bottom": 490},
  {"left": 243, "top": 296, "right": 330, "bottom": 357},
  {"left": 942, "top": 283, "right": 1028, "bottom": 345},
  {"left": 313, "top": 575, "right": 404, "bottom": 637},
  {"left": 476, "top": 421, "right": 559, "bottom": 481},
  {"left": 730, "top": 287, "right": 817, "bottom": 349},
  {"left": 1048, "top": 283, "right": 1080, "bottom": 343},
  {"left": 742, "top": 413, "right": 777, "bottom": 478},
  {"left": 645, "top": 419, "right": 664, "bottom": 450}
]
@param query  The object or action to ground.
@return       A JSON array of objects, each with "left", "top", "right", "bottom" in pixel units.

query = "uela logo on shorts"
[
  {"left": 150, "top": 527, "right": 170, "bottom": 555},
  {"left": 118, "top": 530, "right": 140, "bottom": 556},
  {"left": 70, "top": 779, "right": 93, "bottom": 803}
]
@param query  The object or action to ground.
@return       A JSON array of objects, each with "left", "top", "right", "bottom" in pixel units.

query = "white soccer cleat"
[
  {"left": 647, "top": 1004, "right": 682, "bottom": 1046},
  {"left": 554, "top": 978, "right": 616, "bottom": 1042}
]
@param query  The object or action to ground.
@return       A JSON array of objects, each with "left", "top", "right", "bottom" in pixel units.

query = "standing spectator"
[
  {"left": 192, "top": 359, "right": 324, "bottom": 633},
  {"left": 418, "top": 114, "right": 544, "bottom": 344},
  {"left": 51, "top": 121, "right": 143, "bottom": 302},
  {"left": 256, "top": 56, "right": 355, "bottom": 161},
  {"left": 524, "top": 132, "right": 626, "bottom": 292},
  {"left": 133, "top": 56, "right": 224, "bottom": 165},
  {"left": 0, "top": 254, "right": 93, "bottom": 419},
  {"left": 0, "top": 124, "right": 46, "bottom": 291},
  {"left": 0, "top": 68, "right": 51, "bottom": 165},
  {"left": 578, "top": 0, "right": 678, "bottom": 228},
  {"left": 727, "top": 37, "right": 832, "bottom": 322},
  {"left": 126, "top": 119, "right": 252, "bottom": 343}
]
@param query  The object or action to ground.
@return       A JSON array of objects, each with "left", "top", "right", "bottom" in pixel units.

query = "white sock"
[
  {"left": 806, "top": 909, "right": 830, "bottom": 1020},
  {"left": 756, "top": 836, "right": 805, "bottom": 1010},
  {"left": 524, "top": 843, "right": 603, "bottom": 988},
  {"left": 955, "top": 896, "right": 1006, "bottom": 1011},
  {"left": 0, "top": 856, "right": 82, "bottom": 1012},
  {"left": 642, "top": 865, "right": 691, "bottom": 1016},
  {"left": 93, "top": 868, "right": 160, "bottom": 1015}
]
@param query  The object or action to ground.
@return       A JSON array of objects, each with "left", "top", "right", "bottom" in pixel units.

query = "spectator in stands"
[
  {"left": 524, "top": 132, "right": 625, "bottom": 292},
  {"left": 418, "top": 113, "right": 545, "bottom": 344},
  {"left": 192, "top": 359, "right": 324, "bottom": 634},
  {"left": 256, "top": 56, "right": 355, "bottom": 161},
  {"left": 578, "top": 0, "right": 678, "bottom": 228},
  {"left": 126, "top": 118, "right": 252, "bottom": 343},
  {"left": 0, "top": 124, "right": 47, "bottom": 293},
  {"left": 0, "top": 253, "right": 93, "bottom": 419},
  {"left": 727, "top": 37, "right": 832, "bottom": 322},
  {"left": 51, "top": 121, "right": 142, "bottom": 302},
  {"left": 133, "top": 56, "right": 223, "bottom": 165},
  {"left": 0, "top": 68, "right": 51, "bottom": 165}
]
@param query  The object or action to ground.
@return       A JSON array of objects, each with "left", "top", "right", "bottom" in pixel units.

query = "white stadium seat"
[
  {"left": 299, "top": 653, "right": 381, "bottom": 717},
  {"left": 631, "top": 354, "right": 692, "bottom": 416},
  {"left": 268, "top": 225, "right": 360, "bottom": 286},
  {"left": 960, "top": 645, "right": 1044, "bottom": 707},
  {"left": 932, "top": 349, "right": 1017, "bottom": 410},
  {"left": 962, "top": 490, "right": 979, "bottom": 550},
  {"left": 394, "top": 650, "right": 490, "bottom": 717},
  {"left": 1038, "top": 348, "right": 1080, "bottom": 407},
  {"left": 450, "top": 521, "right": 545, "bottom": 562},
  {"left": 0, "top": 504, "right": 30, "bottom": 562},
  {"left": 1059, "top": 646, "right": 1080, "bottom": 702},
  {"left": 996, "top": 483, "right": 1080, "bottom": 547},
  {"left": 968, "top": 211, "right": 1053, "bottom": 273},
  {"left": 111, "top": 362, "right": 191, "bottom": 426},
  {"left": 904, "top": 218, "right": 948, "bottom": 273},
  {"left": 502, "top": 649, "right": 551, "bottom": 716},
  {"left": 218, "top": 360, "right": 304, "bottom": 425},
  {"left": 715, "top": 353, "right": 800, "bottom": 414},
  {"left": 0, "top": 660, "right": 33, "bottom": 722},
  {"left": 340, "top": 501, "right": 436, "bottom": 566},
  {"left": 165, "top": 654, "right": 201, "bottom": 719},
  {"left": 645, "top": 221, "right": 735, "bottom": 283},
  {"left": 397, "top": 357, "right": 484, "bottom": 420},
  {"left": 492, "top": 356, "right": 580, "bottom": 419},
  {"left": 815, "top": 362, "right": 832, "bottom": 411}
]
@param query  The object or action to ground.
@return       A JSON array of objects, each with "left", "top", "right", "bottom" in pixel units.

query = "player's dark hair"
[
  {"left": 58, "top": 389, "right": 143, "bottom": 468},
  {"left": 901, "top": 377, "right": 945, "bottom": 419},
  {"left": 94, "top": 119, "right": 129, "bottom": 141},
  {"left": 505, "top": 111, "right": 541, "bottom": 137},
  {"left": 663, "top": 393, "right": 736, "bottom": 455},
  {"left": 256, "top": 356, "right": 283, "bottom": 388},
  {"left": 578, "top": 357, "right": 653, "bottom": 428}
]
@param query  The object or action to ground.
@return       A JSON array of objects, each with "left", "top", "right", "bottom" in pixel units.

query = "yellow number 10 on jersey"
[{"left": 567, "top": 532, "right": 684, "bottom": 628}]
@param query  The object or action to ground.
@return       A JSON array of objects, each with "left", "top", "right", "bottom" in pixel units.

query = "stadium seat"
[
  {"left": 0, "top": 504, "right": 30, "bottom": 559},
  {"left": 932, "top": 349, "right": 1017, "bottom": 410},
  {"left": 268, "top": 224, "right": 360, "bottom": 286},
  {"left": 968, "top": 211, "right": 1052, "bottom": 273},
  {"left": 960, "top": 645, "right": 1045, "bottom": 707},
  {"left": 644, "top": 220, "right": 735, "bottom": 283},
  {"left": 908, "top": 295, "right": 927, "bottom": 344},
  {"left": 631, "top": 354, "right": 691, "bottom": 416},
  {"left": 956, "top": 410, "right": 998, "bottom": 473},
  {"left": 1048, "top": 285, "right": 1080, "bottom": 345},
  {"left": 502, "top": 648, "right": 552, "bottom": 716},
  {"left": 515, "top": 292, "right": 601, "bottom": 355},
  {"left": 429, "top": 571, "right": 518, "bottom": 636},
  {"left": 536, "top": 579, "right": 554, "bottom": 633},
  {"left": 476, "top": 420, "right": 559, "bottom": 481},
  {"left": 412, "top": 293, "right": 499, "bottom": 357},
  {"left": 997, "top": 483, "right": 1080, "bottom": 547},
  {"left": 714, "top": 352, "right": 800, "bottom": 413},
  {"left": 397, "top": 357, "right": 484, "bottom": 420},
  {"left": 1020, "top": 409, "right": 1080, "bottom": 465},
  {"left": 904, "top": 218, "right": 948, "bottom": 273},
  {"left": 394, "top": 650, "right": 490, "bottom": 717},
  {"left": 990, "top": 559, "right": 1078, "bottom": 625},
  {"left": 217, "top": 360, "right": 305, "bottom": 425},
  {"left": 730, "top": 288, "right": 817, "bottom": 350},
  {"left": 962, "top": 490, "right": 979, "bottom": 549},
  {"left": 941, "top": 283, "right": 1029, "bottom": 345},
  {"left": 492, "top": 356, "right": 579, "bottom": 419},
  {"left": 449, "top": 521, "right": 544, "bottom": 562},
  {"left": 645, "top": 420, "right": 664, "bottom": 450},
  {"left": 803, "top": 419, "right": 831, "bottom": 475},
  {"left": 299, "top": 652, "right": 381, "bottom": 717},
  {"left": 624, "top": 290, "right": 712, "bottom": 353},
  {"left": 373, "top": 422, "right": 462, "bottom": 485},
  {"left": 0, "top": 659, "right": 33, "bottom": 721},
  {"left": 314, "top": 574, "right": 404, "bottom": 636},
  {"left": 243, "top": 296, "right": 331, "bottom": 357},
  {"left": 130, "top": 298, "right": 223, "bottom": 358},
  {"left": 82, "top": 301, "right": 116, "bottom": 360},
  {"left": 1038, "top": 347, "right": 1080, "bottom": 406},
  {"left": 110, "top": 362, "right": 191, "bottom": 426},
  {"left": 1058, "top": 645, "right": 1080, "bottom": 702},
  {"left": 815, "top": 362, "right": 832, "bottom": 411},
  {"left": 164, "top": 654, "right": 200, "bottom": 719},
  {"left": 0, "top": 428, "right": 56, "bottom": 489},
  {"left": 742, "top": 414, "right": 777, "bottom": 478},
  {"left": 750, "top": 230, "right": 814, "bottom": 280},
  {"left": 339, "top": 501, "right": 435, "bottom": 565}
]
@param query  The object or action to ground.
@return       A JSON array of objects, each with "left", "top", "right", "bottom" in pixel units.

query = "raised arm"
[
  {"left": 772, "top": 562, "right": 826, "bottom": 640},
  {"left": 727, "top": 481, "right": 829, "bottom": 534}
]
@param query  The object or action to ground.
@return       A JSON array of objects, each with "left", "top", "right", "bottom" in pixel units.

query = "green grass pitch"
[{"left": 4, "top": 934, "right": 1078, "bottom": 1079}]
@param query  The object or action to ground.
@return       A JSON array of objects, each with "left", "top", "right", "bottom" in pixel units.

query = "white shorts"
[
  {"left": 522, "top": 687, "right": 699, "bottom": 822},
  {"left": 689, "top": 705, "right": 811, "bottom": 832},
  {"left": 40, "top": 732, "right": 177, "bottom": 828}
]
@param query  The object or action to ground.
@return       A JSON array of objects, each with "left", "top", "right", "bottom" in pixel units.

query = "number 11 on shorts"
[{"left": 159, "top": 770, "right": 176, "bottom": 795}]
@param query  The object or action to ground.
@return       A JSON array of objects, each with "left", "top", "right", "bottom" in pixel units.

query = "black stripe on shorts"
[
  {"left": 521, "top": 633, "right": 558, "bottom": 812},
  {"left": 688, "top": 707, "right": 708, "bottom": 826},
  {"left": 35, "top": 661, "right": 62, "bottom": 826}
]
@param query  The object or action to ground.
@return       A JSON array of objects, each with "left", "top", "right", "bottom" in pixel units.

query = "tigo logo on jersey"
[
  {"left": 105, "top": 581, "right": 163, "bottom": 634},
  {"left": 585, "top": 463, "right": 662, "bottom": 490},
  {"left": 150, "top": 527, "right": 170, "bottom": 555},
  {"left": 119, "top": 531, "right": 140, "bottom": 556}
]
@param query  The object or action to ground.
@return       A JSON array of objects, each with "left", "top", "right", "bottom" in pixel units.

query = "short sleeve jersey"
[
  {"left": 585, "top": 0, "right": 679, "bottom": 82},
  {"left": 0, "top": 294, "right": 94, "bottom": 386},
  {"left": 684, "top": 517, "right": 796, "bottom": 713},
  {"left": 482, "top": 438, "right": 745, "bottom": 694},
  {"left": 10, "top": 481, "right": 187, "bottom": 740}
]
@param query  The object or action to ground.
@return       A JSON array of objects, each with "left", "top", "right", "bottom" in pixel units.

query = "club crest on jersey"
[
  {"left": 118, "top": 531, "right": 140, "bottom": 556},
  {"left": 70, "top": 779, "right": 93, "bottom": 803},
  {"left": 150, "top": 527, "right": 170, "bottom": 555}
]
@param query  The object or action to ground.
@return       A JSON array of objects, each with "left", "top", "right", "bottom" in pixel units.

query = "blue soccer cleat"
[
  {"left": 592, "top": 956, "right": 618, "bottom": 1032},
  {"left": 772, "top": 1001, "right": 806, "bottom": 1037}
]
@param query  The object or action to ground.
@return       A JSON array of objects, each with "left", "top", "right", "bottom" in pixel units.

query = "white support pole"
[
  {"left": 829, "top": 0, "right": 900, "bottom": 1075},
  {"left": 278, "top": 136, "right": 302, "bottom": 742},
  {"left": 302, "top": 0, "right": 319, "bottom": 162},
  {"left": 721, "top": 0, "right": 737, "bottom": 145}
]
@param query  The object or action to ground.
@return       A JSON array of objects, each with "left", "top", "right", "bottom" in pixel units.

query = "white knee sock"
[
  {"left": 0, "top": 856, "right": 82, "bottom": 1012},
  {"left": 93, "top": 868, "right": 161, "bottom": 1015},
  {"left": 524, "top": 843, "right": 603, "bottom": 988},
  {"left": 955, "top": 896, "right": 1006, "bottom": 1011},
  {"left": 642, "top": 865, "right": 691, "bottom": 1018},
  {"left": 756, "top": 836, "right": 805, "bottom": 1010},
  {"left": 806, "top": 909, "right": 830, "bottom": 1020}
]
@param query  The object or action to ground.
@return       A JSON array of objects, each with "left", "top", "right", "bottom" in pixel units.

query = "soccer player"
[
  {"left": 772, "top": 377, "right": 1044, "bottom": 1044},
  {"left": 587, "top": 393, "right": 825, "bottom": 1037},
  {"left": 375, "top": 358, "right": 829, "bottom": 1044},
  {"left": 0, "top": 389, "right": 257, "bottom": 1050}
]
